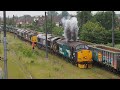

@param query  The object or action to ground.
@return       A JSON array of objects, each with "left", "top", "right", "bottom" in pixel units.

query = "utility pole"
[
  {"left": 51, "top": 14, "right": 52, "bottom": 36},
  {"left": 13, "top": 15, "right": 15, "bottom": 39},
  {"left": 13, "top": 15, "right": 14, "bottom": 27},
  {"left": 45, "top": 11, "right": 48, "bottom": 59},
  {"left": 25, "top": 16, "right": 26, "bottom": 29},
  {"left": 0, "top": 27, "right": 1, "bottom": 43},
  {"left": 0, "top": 17, "right": 1, "bottom": 43},
  {"left": 0, "top": 27, "right": 2, "bottom": 43},
  {"left": 3, "top": 11, "right": 8, "bottom": 79},
  {"left": 112, "top": 11, "right": 114, "bottom": 47}
]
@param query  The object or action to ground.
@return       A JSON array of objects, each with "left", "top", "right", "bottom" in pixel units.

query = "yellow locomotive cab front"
[{"left": 77, "top": 50, "right": 92, "bottom": 68}]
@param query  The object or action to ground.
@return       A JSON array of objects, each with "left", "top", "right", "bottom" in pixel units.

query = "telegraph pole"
[
  {"left": 45, "top": 11, "right": 48, "bottom": 59},
  {"left": 13, "top": 15, "right": 14, "bottom": 27},
  {"left": 112, "top": 11, "right": 114, "bottom": 47},
  {"left": 51, "top": 14, "right": 52, "bottom": 36},
  {"left": 13, "top": 15, "right": 15, "bottom": 39},
  {"left": 0, "top": 27, "right": 2, "bottom": 43},
  {"left": 0, "top": 17, "right": 1, "bottom": 43},
  {"left": 3, "top": 11, "right": 8, "bottom": 79},
  {"left": 0, "top": 28, "right": 2, "bottom": 43},
  {"left": 25, "top": 16, "right": 26, "bottom": 29}
]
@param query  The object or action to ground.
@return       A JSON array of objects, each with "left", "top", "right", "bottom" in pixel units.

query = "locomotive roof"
[
  {"left": 57, "top": 39, "right": 85, "bottom": 48},
  {"left": 51, "top": 37, "right": 60, "bottom": 42},
  {"left": 37, "top": 34, "right": 52, "bottom": 40}
]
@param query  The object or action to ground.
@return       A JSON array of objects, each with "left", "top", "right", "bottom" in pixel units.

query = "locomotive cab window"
[{"left": 76, "top": 44, "right": 89, "bottom": 51}]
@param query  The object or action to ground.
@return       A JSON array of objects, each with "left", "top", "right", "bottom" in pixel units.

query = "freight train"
[
  {"left": 1, "top": 25, "right": 120, "bottom": 72},
  {"left": 3, "top": 26, "right": 93, "bottom": 69}
]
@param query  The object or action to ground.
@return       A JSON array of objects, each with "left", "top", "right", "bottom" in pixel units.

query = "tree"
[
  {"left": 94, "top": 11, "right": 118, "bottom": 30},
  {"left": 33, "top": 17, "right": 39, "bottom": 27},
  {"left": 52, "top": 26, "right": 63, "bottom": 36},
  {"left": 47, "top": 11, "right": 58, "bottom": 17},
  {"left": 42, "top": 18, "right": 56, "bottom": 34},
  {"left": 80, "top": 21, "right": 106, "bottom": 44},
  {"left": 77, "top": 11, "right": 92, "bottom": 28},
  {"left": 61, "top": 11, "right": 69, "bottom": 18}
]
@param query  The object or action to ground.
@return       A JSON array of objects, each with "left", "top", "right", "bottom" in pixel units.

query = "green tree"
[
  {"left": 80, "top": 21, "right": 106, "bottom": 44},
  {"left": 61, "top": 11, "right": 69, "bottom": 18},
  {"left": 94, "top": 11, "right": 118, "bottom": 30},
  {"left": 47, "top": 11, "right": 58, "bottom": 17},
  {"left": 77, "top": 11, "right": 92, "bottom": 28},
  {"left": 42, "top": 18, "right": 56, "bottom": 34},
  {"left": 52, "top": 26, "right": 63, "bottom": 36},
  {"left": 32, "top": 17, "right": 39, "bottom": 30}
]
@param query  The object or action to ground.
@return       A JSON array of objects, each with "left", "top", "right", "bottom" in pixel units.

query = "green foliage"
[
  {"left": 35, "top": 27, "right": 44, "bottom": 32},
  {"left": 52, "top": 26, "right": 63, "bottom": 36},
  {"left": 114, "top": 30, "right": 120, "bottom": 44},
  {"left": 43, "top": 18, "right": 56, "bottom": 34},
  {"left": 17, "top": 44, "right": 33, "bottom": 57},
  {"left": 102, "top": 30, "right": 120, "bottom": 44},
  {"left": 94, "top": 11, "right": 118, "bottom": 30},
  {"left": 80, "top": 21, "right": 106, "bottom": 44},
  {"left": 16, "top": 43, "right": 40, "bottom": 58},
  {"left": 18, "top": 24, "right": 22, "bottom": 28},
  {"left": 77, "top": 11, "right": 93, "bottom": 27},
  {"left": 47, "top": 11, "right": 58, "bottom": 17},
  {"left": 80, "top": 21, "right": 120, "bottom": 44},
  {"left": 61, "top": 11, "right": 69, "bottom": 18},
  {"left": 106, "top": 43, "right": 113, "bottom": 47},
  {"left": 25, "top": 24, "right": 33, "bottom": 29}
]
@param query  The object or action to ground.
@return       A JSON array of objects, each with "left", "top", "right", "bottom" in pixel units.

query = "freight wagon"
[{"left": 89, "top": 45, "right": 120, "bottom": 71}]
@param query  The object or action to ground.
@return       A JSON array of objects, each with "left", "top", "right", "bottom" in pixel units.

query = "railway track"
[{"left": 11, "top": 50, "right": 34, "bottom": 79}]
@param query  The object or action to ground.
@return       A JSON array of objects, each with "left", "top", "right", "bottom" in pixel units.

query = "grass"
[{"left": 0, "top": 32, "right": 120, "bottom": 79}]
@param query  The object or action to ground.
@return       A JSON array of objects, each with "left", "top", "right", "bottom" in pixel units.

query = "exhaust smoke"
[{"left": 61, "top": 16, "right": 79, "bottom": 42}]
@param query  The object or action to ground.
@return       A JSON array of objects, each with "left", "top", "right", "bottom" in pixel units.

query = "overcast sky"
[{"left": 0, "top": 11, "right": 120, "bottom": 17}]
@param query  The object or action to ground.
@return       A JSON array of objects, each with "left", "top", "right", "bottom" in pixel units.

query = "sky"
[{"left": 0, "top": 11, "right": 120, "bottom": 17}]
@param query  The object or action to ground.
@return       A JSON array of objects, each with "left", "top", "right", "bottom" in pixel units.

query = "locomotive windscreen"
[{"left": 76, "top": 44, "right": 89, "bottom": 51}]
